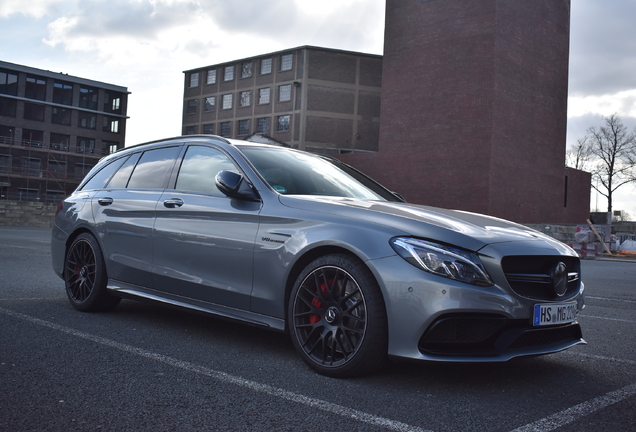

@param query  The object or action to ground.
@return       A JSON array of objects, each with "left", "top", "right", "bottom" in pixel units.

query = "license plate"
[{"left": 533, "top": 302, "right": 577, "bottom": 326}]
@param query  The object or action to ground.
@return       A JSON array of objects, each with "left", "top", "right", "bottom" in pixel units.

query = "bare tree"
[
  {"left": 585, "top": 114, "right": 636, "bottom": 224},
  {"left": 565, "top": 137, "right": 593, "bottom": 170}
]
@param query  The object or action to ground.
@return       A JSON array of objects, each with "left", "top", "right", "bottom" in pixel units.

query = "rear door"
[
  {"left": 152, "top": 144, "right": 261, "bottom": 310},
  {"left": 92, "top": 145, "right": 181, "bottom": 287}
]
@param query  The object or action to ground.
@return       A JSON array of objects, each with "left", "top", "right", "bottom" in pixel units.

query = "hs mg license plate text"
[{"left": 533, "top": 302, "right": 577, "bottom": 326}]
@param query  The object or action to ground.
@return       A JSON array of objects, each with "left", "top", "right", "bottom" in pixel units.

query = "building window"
[
  {"left": 238, "top": 119, "right": 250, "bottom": 136},
  {"left": 76, "top": 137, "right": 96, "bottom": 154},
  {"left": 189, "top": 72, "right": 199, "bottom": 88},
  {"left": 257, "top": 117, "right": 269, "bottom": 134},
  {"left": 18, "top": 187, "right": 40, "bottom": 202},
  {"left": 24, "top": 103, "right": 46, "bottom": 122},
  {"left": 224, "top": 66, "right": 234, "bottom": 81},
  {"left": 47, "top": 160, "right": 67, "bottom": 178},
  {"left": 277, "top": 115, "right": 290, "bottom": 132},
  {"left": 50, "top": 133, "right": 70, "bottom": 151},
  {"left": 204, "top": 96, "right": 215, "bottom": 112},
  {"left": 220, "top": 121, "right": 231, "bottom": 137},
  {"left": 22, "top": 157, "right": 41, "bottom": 176},
  {"left": 78, "top": 112, "right": 96, "bottom": 129},
  {"left": 103, "top": 117, "right": 120, "bottom": 133},
  {"left": 203, "top": 123, "right": 214, "bottom": 134},
  {"left": 22, "top": 129, "right": 43, "bottom": 147},
  {"left": 222, "top": 94, "right": 233, "bottom": 110},
  {"left": 185, "top": 125, "right": 197, "bottom": 135},
  {"left": 0, "top": 70, "right": 18, "bottom": 95},
  {"left": 280, "top": 53, "right": 293, "bottom": 71},
  {"left": 206, "top": 69, "right": 217, "bottom": 85},
  {"left": 25, "top": 76, "right": 46, "bottom": 101},
  {"left": 239, "top": 91, "right": 251, "bottom": 107},
  {"left": 79, "top": 86, "right": 98, "bottom": 110},
  {"left": 241, "top": 62, "right": 253, "bottom": 79},
  {"left": 258, "top": 88, "right": 270, "bottom": 105},
  {"left": 0, "top": 97, "right": 17, "bottom": 117},
  {"left": 260, "top": 58, "right": 272, "bottom": 75},
  {"left": 53, "top": 81, "right": 73, "bottom": 105},
  {"left": 187, "top": 99, "right": 198, "bottom": 114},
  {"left": 104, "top": 91, "right": 122, "bottom": 113},
  {"left": 102, "top": 141, "right": 119, "bottom": 155},
  {"left": 51, "top": 107, "right": 71, "bottom": 125},
  {"left": 278, "top": 84, "right": 291, "bottom": 102}
]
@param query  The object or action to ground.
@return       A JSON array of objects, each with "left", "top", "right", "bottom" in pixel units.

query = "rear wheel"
[
  {"left": 64, "top": 233, "right": 120, "bottom": 312},
  {"left": 288, "top": 254, "right": 388, "bottom": 377}
]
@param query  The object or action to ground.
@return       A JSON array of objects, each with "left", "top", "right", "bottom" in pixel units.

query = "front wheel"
[
  {"left": 64, "top": 233, "right": 120, "bottom": 312},
  {"left": 288, "top": 254, "right": 388, "bottom": 378}
]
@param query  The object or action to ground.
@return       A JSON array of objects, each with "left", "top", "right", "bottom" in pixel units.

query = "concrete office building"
[
  {"left": 0, "top": 60, "right": 128, "bottom": 203},
  {"left": 182, "top": 46, "right": 382, "bottom": 154}
]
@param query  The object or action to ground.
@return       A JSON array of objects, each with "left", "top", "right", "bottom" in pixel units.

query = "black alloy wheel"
[
  {"left": 289, "top": 254, "right": 387, "bottom": 378},
  {"left": 64, "top": 233, "right": 120, "bottom": 312}
]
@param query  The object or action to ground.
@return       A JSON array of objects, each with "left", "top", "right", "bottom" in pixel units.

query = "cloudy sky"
[{"left": 1, "top": 0, "right": 634, "bottom": 216}]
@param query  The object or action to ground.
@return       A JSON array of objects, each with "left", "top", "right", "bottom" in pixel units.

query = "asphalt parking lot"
[{"left": 1, "top": 226, "right": 635, "bottom": 432}]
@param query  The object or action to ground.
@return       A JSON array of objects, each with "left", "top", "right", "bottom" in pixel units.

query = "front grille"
[
  {"left": 418, "top": 314, "right": 583, "bottom": 357},
  {"left": 502, "top": 255, "right": 581, "bottom": 301}
]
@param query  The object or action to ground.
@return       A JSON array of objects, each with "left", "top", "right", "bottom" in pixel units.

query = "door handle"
[
  {"left": 97, "top": 197, "right": 114, "bottom": 206},
  {"left": 163, "top": 198, "right": 184, "bottom": 208}
]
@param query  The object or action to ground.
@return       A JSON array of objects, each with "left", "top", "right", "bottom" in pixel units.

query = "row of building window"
[
  {"left": 0, "top": 69, "right": 122, "bottom": 113},
  {"left": 0, "top": 154, "right": 102, "bottom": 179},
  {"left": 186, "top": 84, "right": 293, "bottom": 115},
  {"left": 188, "top": 53, "right": 294, "bottom": 88},
  {"left": 0, "top": 97, "right": 120, "bottom": 133},
  {"left": 0, "top": 126, "right": 119, "bottom": 155},
  {"left": 185, "top": 115, "right": 291, "bottom": 138}
]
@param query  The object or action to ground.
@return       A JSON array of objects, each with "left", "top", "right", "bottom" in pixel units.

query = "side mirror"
[{"left": 215, "top": 170, "right": 259, "bottom": 201}]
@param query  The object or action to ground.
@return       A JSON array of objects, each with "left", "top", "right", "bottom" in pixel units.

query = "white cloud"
[
  {"left": 568, "top": 90, "right": 636, "bottom": 119},
  {"left": 0, "top": 0, "right": 64, "bottom": 19}
]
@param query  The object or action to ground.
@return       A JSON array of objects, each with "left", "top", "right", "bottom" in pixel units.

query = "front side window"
[
  {"left": 222, "top": 94, "right": 233, "bottom": 110},
  {"left": 175, "top": 146, "right": 237, "bottom": 195},
  {"left": 204, "top": 96, "right": 215, "bottom": 112},
  {"left": 206, "top": 69, "right": 217, "bottom": 85},
  {"left": 189, "top": 72, "right": 199, "bottom": 88},
  {"left": 224, "top": 66, "right": 234, "bottom": 81},
  {"left": 277, "top": 115, "right": 290, "bottom": 132},
  {"left": 53, "top": 81, "right": 73, "bottom": 105},
  {"left": 241, "top": 62, "right": 253, "bottom": 79},
  {"left": 240, "top": 91, "right": 251, "bottom": 107},
  {"left": 281, "top": 53, "right": 293, "bottom": 71},
  {"left": 279, "top": 84, "right": 291, "bottom": 102},
  {"left": 258, "top": 88, "right": 270, "bottom": 105},
  {"left": 127, "top": 146, "right": 180, "bottom": 189},
  {"left": 260, "top": 58, "right": 272, "bottom": 75}
]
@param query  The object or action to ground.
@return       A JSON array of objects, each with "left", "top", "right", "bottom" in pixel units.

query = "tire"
[
  {"left": 288, "top": 254, "right": 388, "bottom": 378},
  {"left": 64, "top": 233, "right": 120, "bottom": 312}
]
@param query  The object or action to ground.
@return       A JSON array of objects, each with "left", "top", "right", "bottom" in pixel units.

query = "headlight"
[{"left": 390, "top": 237, "right": 493, "bottom": 286}]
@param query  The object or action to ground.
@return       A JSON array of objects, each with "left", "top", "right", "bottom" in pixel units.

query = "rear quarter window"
[{"left": 80, "top": 156, "right": 130, "bottom": 191}]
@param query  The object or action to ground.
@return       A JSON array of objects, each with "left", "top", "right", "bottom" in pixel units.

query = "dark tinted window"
[
  {"left": 81, "top": 156, "right": 130, "bottom": 191},
  {"left": 107, "top": 153, "right": 141, "bottom": 188},
  {"left": 127, "top": 147, "right": 180, "bottom": 189},
  {"left": 175, "top": 146, "right": 236, "bottom": 194}
]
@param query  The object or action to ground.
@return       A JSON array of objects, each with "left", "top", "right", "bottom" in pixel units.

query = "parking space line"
[
  {"left": 0, "top": 307, "right": 432, "bottom": 432},
  {"left": 509, "top": 382, "right": 636, "bottom": 432}
]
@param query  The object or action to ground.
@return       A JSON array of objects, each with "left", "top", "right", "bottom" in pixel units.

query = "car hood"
[{"left": 278, "top": 195, "right": 571, "bottom": 253}]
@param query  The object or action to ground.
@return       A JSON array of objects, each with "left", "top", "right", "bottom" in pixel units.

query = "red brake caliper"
[{"left": 309, "top": 280, "right": 332, "bottom": 324}]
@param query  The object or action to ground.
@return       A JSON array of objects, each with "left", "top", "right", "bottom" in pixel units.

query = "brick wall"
[{"left": 0, "top": 201, "right": 56, "bottom": 227}]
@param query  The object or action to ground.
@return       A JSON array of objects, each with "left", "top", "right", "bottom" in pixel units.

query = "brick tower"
[{"left": 342, "top": 0, "right": 590, "bottom": 223}]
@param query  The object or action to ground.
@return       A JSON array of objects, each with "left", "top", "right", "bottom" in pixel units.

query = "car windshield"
[{"left": 238, "top": 146, "right": 400, "bottom": 201}]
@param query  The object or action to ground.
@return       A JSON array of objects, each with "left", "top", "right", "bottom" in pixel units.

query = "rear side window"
[
  {"left": 175, "top": 146, "right": 237, "bottom": 195},
  {"left": 80, "top": 156, "right": 129, "bottom": 191},
  {"left": 127, "top": 147, "right": 181, "bottom": 189}
]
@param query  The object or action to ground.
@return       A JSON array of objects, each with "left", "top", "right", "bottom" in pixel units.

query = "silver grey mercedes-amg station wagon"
[{"left": 51, "top": 135, "right": 585, "bottom": 377}]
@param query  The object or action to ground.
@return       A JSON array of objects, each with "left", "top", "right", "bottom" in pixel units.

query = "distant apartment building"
[
  {"left": 0, "top": 60, "right": 128, "bottom": 202},
  {"left": 182, "top": 46, "right": 382, "bottom": 154}
]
